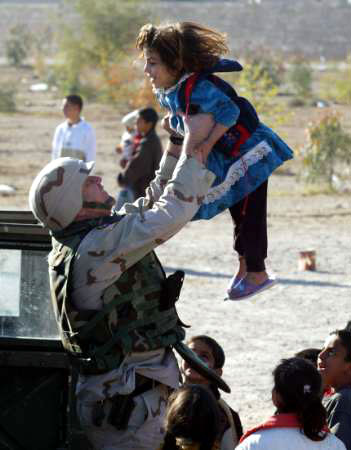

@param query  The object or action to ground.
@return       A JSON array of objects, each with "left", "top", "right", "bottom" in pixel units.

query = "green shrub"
[
  {"left": 288, "top": 62, "right": 312, "bottom": 99},
  {"left": 5, "top": 25, "right": 32, "bottom": 67},
  {"left": 223, "top": 59, "right": 289, "bottom": 128},
  {"left": 320, "top": 56, "right": 351, "bottom": 105},
  {"left": 0, "top": 86, "right": 16, "bottom": 112},
  {"left": 54, "top": 0, "right": 149, "bottom": 102},
  {"left": 241, "top": 49, "right": 285, "bottom": 88},
  {"left": 301, "top": 111, "right": 351, "bottom": 187}
]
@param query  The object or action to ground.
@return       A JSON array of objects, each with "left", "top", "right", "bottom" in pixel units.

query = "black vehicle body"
[{"left": 0, "top": 211, "right": 91, "bottom": 450}]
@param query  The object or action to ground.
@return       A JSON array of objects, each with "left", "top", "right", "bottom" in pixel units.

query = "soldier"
[{"left": 29, "top": 114, "right": 229, "bottom": 450}]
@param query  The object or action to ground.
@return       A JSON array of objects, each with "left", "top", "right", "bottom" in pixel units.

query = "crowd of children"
[{"left": 155, "top": 328, "right": 351, "bottom": 450}]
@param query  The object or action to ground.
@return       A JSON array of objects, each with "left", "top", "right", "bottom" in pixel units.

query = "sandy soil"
[{"left": 1, "top": 65, "right": 351, "bottom": 431}]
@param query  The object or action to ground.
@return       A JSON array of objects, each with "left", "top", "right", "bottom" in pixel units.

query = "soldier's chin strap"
[
  {"left": 83, "top": 196, "right": 115, "bottom": 211},
  {"left": 174, "top": 342, "right": 231, "bottom": 393}
]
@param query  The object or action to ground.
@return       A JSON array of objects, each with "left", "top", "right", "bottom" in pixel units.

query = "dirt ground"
[{"left": 1, "top": 65, "right": 351, "bottom": 431}]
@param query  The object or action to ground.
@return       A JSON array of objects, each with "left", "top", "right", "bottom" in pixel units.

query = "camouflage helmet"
[{"left": 29, "top": 157, "right": 95, "bottom": 231}]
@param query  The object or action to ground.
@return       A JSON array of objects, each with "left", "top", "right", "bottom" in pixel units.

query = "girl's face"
[
  {"left": 318, "top": 334, "right": 351, "bottom": 389},
  {"left": 143, "top": 48, "right": 179, "bottom": 90}
]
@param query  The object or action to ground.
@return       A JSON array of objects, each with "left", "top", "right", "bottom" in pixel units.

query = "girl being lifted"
[{"left": 136, "top": 22, "right": 293, "bottom": 301}]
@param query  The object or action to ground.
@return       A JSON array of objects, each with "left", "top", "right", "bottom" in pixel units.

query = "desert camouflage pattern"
[
  {"left": 47, "top": 152, "right": 214, "bottom": 367},
  {"left": 69, "top": 151, "right": 214, "bottom": 315},
  {"left": 49, "top": 224, "right": 185, "bottom": 371},
  {"left": 29, "top": 157, "right": 94, "bottom": 231},
  {"left": 47, "top": 152, "right": 215, "bottom": 450},
  {"left": 78, "top": 383, "right": 171, "bottom": 449}
]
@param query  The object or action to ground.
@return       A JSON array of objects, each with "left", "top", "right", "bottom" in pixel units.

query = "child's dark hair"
[
  {"left": 65, "top": 94, "right": 83, "bottom": 111},
  {"left": 294, "top": 348, "right": 321, "bottom": 368},
  {"left": 273, "top": 357, "right": 326, "bottom": 442},
  {"left": 138, "top": 107, "right": 159, "bottom": 128},
  {"left": 330, "top": 327, "right": 351, "bottom": 362},
  {"left": 187, "top": 335, "right": 225, "bottom": 369},
  {"left": 161, "top": 384, "right": 220, "bottom": 450},
  {"left": 136, "top": 22, "right": 229, "bottom": 74}
]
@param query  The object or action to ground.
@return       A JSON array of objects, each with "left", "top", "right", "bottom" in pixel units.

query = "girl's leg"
[
  {"left": 227, "top": 198, "right": 246, "bottom": 282},
  {"left": 228, "top": 180, "right": 268, "bottom": 285}
]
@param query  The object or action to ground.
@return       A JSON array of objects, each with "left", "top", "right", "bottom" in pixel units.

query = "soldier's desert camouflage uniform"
[{"left": 59, "top": 151, "right": 214, "bottom": 450}]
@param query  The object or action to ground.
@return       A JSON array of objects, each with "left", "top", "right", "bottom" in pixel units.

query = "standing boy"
[{"left": 52, "top": 94, "right": 96, "bottom": 162}]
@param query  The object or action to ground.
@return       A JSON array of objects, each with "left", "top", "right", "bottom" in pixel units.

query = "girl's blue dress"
[{"left": 156, "top": 60, "right": 293, "bottom": 220}]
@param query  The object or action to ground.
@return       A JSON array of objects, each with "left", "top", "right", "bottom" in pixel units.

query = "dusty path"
[{"left": 155, "top": 178, "right": 351, "bottom": 429}]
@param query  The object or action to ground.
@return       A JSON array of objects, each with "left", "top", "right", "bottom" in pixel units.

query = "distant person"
[
  {"left": 159, "top": 384, "right": 222, "bottom": 450},
  {"left": 318, "top": 327, "right": 351, "bottom": 450},
  {"left": 136, "top": 22, "right": 293, "bottom": 300},
  {"left": 51, "top": 94, "right": 96, "bottom": 162},
  {"left": 115, "top": 109, "right": 140, "bottom": 168},
  {"left": 116, "top": 107, "right": 162, "bottom": 208},
  {"left": 114, "top": 109, "right": 141, "bottom": 209},
  {"left": 182, "top": 335, "right": 243, "bottom": 449},
  {"left": 237, "top": 357, "right": 345, "bottom": 450}
]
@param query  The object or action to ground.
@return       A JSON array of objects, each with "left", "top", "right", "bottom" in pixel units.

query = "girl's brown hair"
[
  {"left": 161, "top": 384, "right": 220, "bottom": 450},
  {"left": 136, "top": 22, "right": 229, "bottom": 74}
]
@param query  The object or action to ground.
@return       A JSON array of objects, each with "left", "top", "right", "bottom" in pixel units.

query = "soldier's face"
[{"left": 82, "top": 176, "right": 111, "bottom": 205}]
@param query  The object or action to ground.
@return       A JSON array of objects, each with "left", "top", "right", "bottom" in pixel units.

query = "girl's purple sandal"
[{"left": 226, "top": 277, "right": 277, "bottom": 301}]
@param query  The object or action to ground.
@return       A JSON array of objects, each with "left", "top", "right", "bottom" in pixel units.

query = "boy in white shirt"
[{"left": 52, "top": 94, "right": 96, "bottom": 162}]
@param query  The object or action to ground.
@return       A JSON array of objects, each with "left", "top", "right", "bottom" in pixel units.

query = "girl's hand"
[{"left": 161, "top": 114, "right": 180, "bottom": 136}]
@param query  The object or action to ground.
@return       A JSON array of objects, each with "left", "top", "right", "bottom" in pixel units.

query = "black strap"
[
  {"left": 52, "top": 213, "right": 125, "bottom": 240},
  {"left": 107, "top": 375, "right": 159, "bottom": 430}
]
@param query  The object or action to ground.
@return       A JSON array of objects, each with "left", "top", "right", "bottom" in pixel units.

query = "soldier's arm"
[{"left": 75, "top": 115, "right": 215, "bottom": 285}]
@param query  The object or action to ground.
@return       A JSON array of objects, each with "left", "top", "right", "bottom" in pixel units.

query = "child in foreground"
[
  {"left": 159, "top": 384, "right": 221, "bottom": 450},
  {"left": 318, "top": 327, "right": 351, "bottom": 450},
  {"left": 182, "top": 335, "right": 243, "bottom": 449},
  {"left": 237, "top": 357, "right": 346, "bottom": 450},
  {"left": 136, "top": 22, "right": 293, "bottom": 301}
]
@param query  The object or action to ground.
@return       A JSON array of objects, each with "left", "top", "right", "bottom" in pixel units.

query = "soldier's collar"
[{"left": 52, "top": 213, "right": 124, "bottom": 239}]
